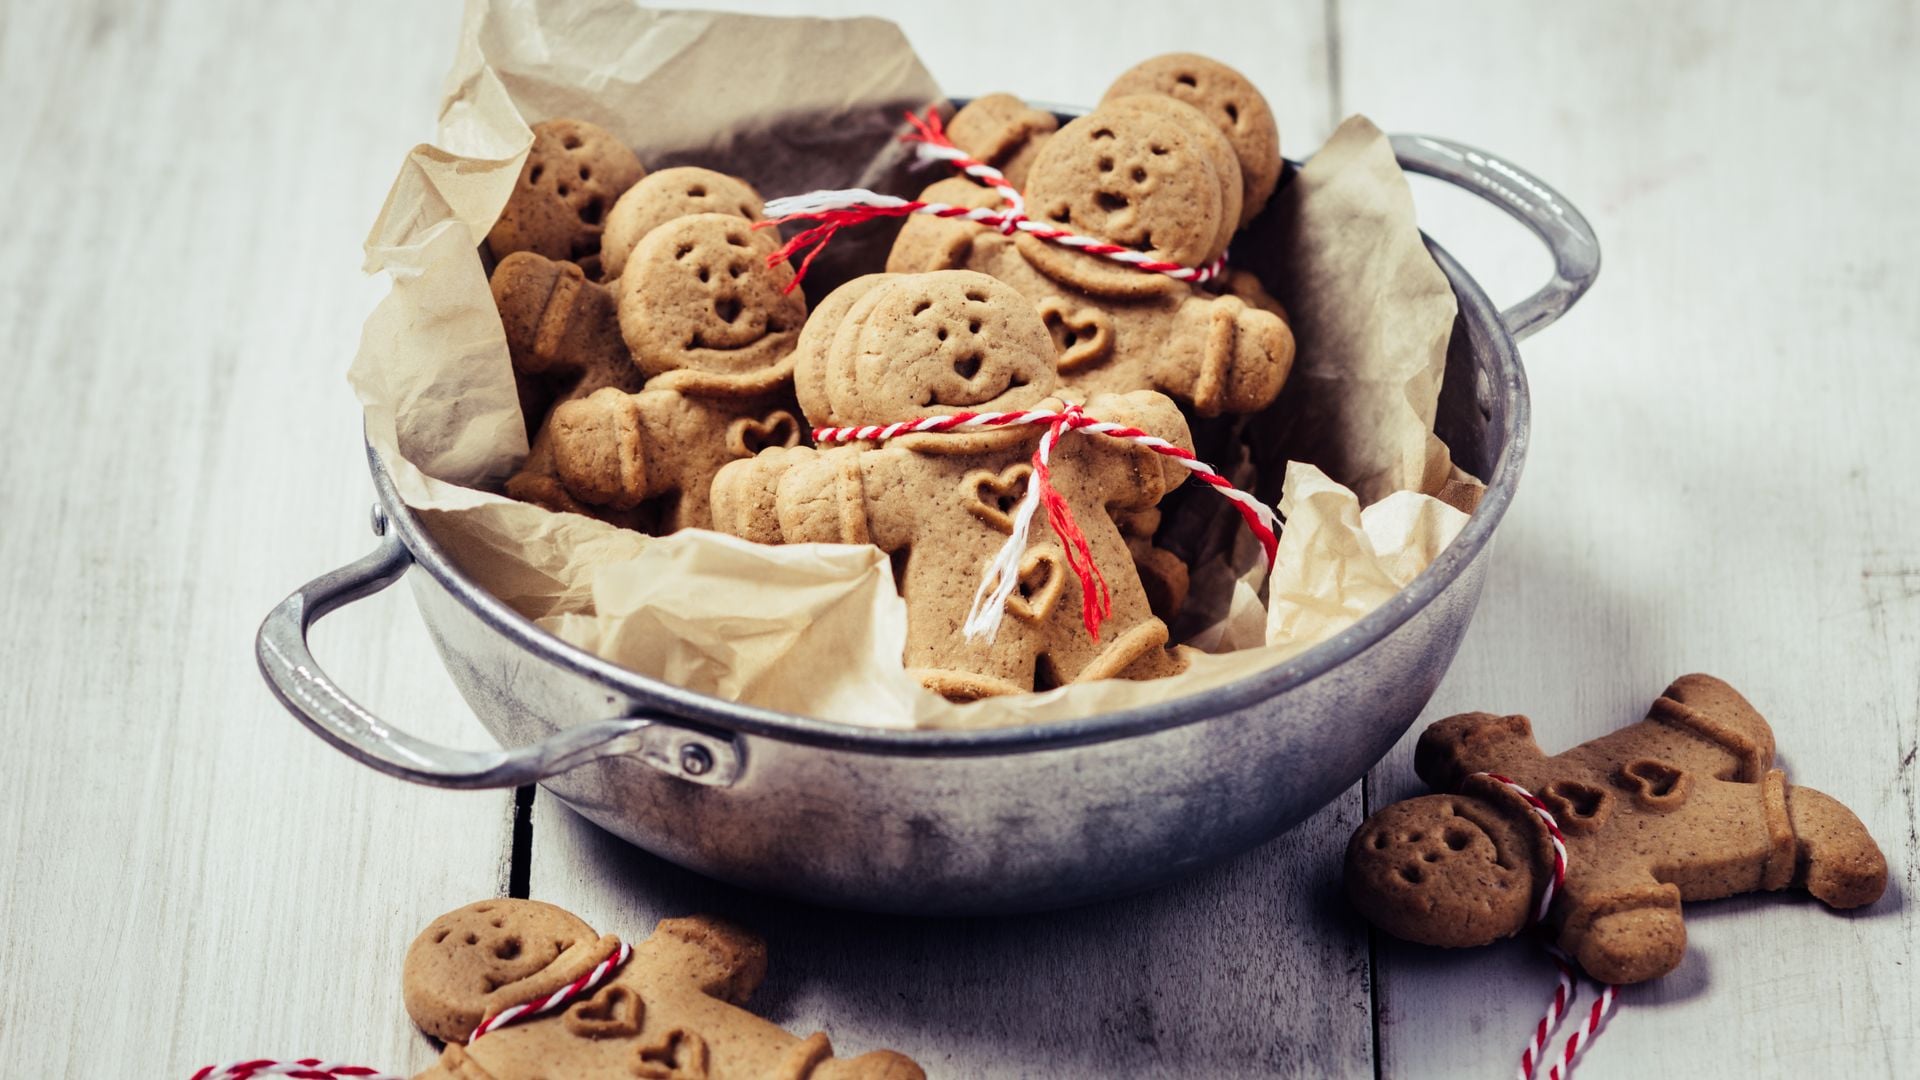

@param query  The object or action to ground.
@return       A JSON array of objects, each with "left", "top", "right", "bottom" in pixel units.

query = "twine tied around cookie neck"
[
  {"left": 756, "top": 108, "right": 1230, "bottom": 294},
  {"left": 811, "top": 404, "right": 1279, "bottom": 645},
  {"left": 1472, "top": 773, "right": 1619, "bottom": 1080},
  {"left": 190, "top": 940, "right": 634, "bottom": 1080}
]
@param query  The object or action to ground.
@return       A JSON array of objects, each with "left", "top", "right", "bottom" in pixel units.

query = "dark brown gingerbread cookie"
[{"left": 1346, "top": 675, "right": 1888, "bottom": 984}]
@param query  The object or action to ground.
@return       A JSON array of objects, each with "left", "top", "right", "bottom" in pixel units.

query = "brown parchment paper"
[{"left": 349, "top": 0, "right": 1476, "bottom": 730}]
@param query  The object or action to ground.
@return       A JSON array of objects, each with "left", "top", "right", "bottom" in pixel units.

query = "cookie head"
[
  {"left": 1104, "top": 53, "right": 1281, "bottom": 226},
  {"left": 402, "top": 899, "right": 599, "bottom": 1043},
  {"left": 1345, "top": 795, "right": 1537, "bottom": 949},
  {"left": 601, "top": 167, "right": 766, "bottom": 280},
  {"left": 1023, "top": 100, "right": 1233, "bottom": 270},
  {"left": 617, "top": 213, "right": 806, "bottom": 381},
  {"left": 806, "top": 271, "right": 1057, "bottom": 427},
  {"left": 487, "top": 119, "right": 646, "bottom": 278}
]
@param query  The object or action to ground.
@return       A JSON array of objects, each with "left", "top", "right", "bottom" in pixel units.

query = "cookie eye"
[
  {"left": 1176, "top": 73, "right": 1197, "bottom": 88},
  {"left": 1091, "top": 127, "right": 1114, "bottom": 140},
  {"left": 964, "top": 287, "right": 988, "bottom": 302},
  {"left": 529, "top": 164, "right": 544, "bottom": 185},
  {"left": 562, "top": 133, "right": 583, "bottom": 149},
  {"left": 912, "top": 300, "right": 932, "bottom": 316},
  {"left": 1445, "top": 830, "right": 1472, "bottom": 851},
  {"left": 1223, "top": 102, "right": 1239, "bottom": 124},
  {"left": 675, "top": 244, "right": 694, "bottom": 260},
  {"left": 688, "top": 184, "right": 707, "bottom": 197},
  {"left": 1150, "top": 144, "right": 1168, "bottom": 156}
]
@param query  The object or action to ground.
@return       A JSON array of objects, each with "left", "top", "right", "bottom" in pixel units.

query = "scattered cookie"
[
  {"left": 1345, "top": 674, "right": 1888, "bottom": 984},
  {"left": 486, "top": 119, "right": 646, "bottom": 280},
  {"left": 711, "top": 270, "right": 1197, "bottom": 700},
  {"left": 1103, "top": 53, "right": 1281, "bottom": 227},
  {"left": 888, "top": 99, "right": 1294, "bottom": 417},
  {"left": 404, "top": 899, "right": 925, "bottom": 1079}
]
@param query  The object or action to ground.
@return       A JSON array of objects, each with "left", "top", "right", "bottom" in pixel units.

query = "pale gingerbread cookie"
[
  {"left": 1104, "top": 53, "right": 1282, "bottom": 227},
  {"left": 888, "top": 99, "right": 1294, "bottom": 418},
  {"left": 1346, "top": 675, "right": 1888, "bottom": 984},
  {"left": 523, "top": 212, "right": 808, "bottom": 532},
  {"left": 404, "top": 899, "right": 924, "bottom": 1080},
  {"left": 711, "top": 271, "right": 1196, "bottom": 700},
  {"left": 944, "top": 92, "right": 1061, "bottom": 192},
  {"left": 487, "top": 119, "right": 646, "bottom": 280},
  {"left": 600, "top": 166, "right": 765, "bottom": 281}
]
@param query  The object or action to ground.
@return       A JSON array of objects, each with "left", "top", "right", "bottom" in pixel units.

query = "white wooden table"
[{"left": 3, "top": 2, "right": 1915, "bottom": 1076}]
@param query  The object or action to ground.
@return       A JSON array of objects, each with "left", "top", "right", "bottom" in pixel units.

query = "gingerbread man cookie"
[
  {"left": 497, "top": 196, "right": 808, "bottom": 533},
  {"left": 944, "top": 53, "right": 1282, "bottom": 230},
  {"left": 710, "top": 271, "right": 1196, "bottom": 700},
  {"left": 404, "top": 899, "right": 923, "bottom": 1079},
  {"left": 888, "top": 98, "right": 1294, "bottom": 419},
  {"left": 487, "top": 119, "right": 647, "bottom": 280},
  {"left": 1345, "top": 675, "right": 1888, "bottom": 984}
]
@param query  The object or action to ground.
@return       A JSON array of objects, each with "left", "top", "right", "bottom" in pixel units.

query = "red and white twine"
[
  {"left": 191, "top": 940, "right": 633, "bottom": 1080},
  {"left": 758, "top": 109, "right": 1228, "bottom": 293},
  {"left": 1472, "top": 773, "right": 1618, "bottom": 1080},
  {"left": 813, "top": 405, "right": 1279, "bottom": 644}
]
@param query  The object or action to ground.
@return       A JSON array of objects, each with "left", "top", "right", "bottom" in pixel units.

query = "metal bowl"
[{"left": 258, "top": 133, "right": 1597, "bottom": 915}]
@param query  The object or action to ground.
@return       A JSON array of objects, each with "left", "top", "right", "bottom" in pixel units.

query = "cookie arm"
[
  {"left": 1163, "top": 292, "right": 1294, "bottom": 417},
  {"left": 1786, "top": 783, "right": 1889, "bottom": 908},
  {"left": 710, "top": 445, "right": 816, "bottom": 544},
  {"left": 1080, "top": 390, "right": 1194, "bottom": 512},
  {"left": 546, "top": 387, "right": 660, "bottom": 511},
  {"left": 1413, "top": 712, "right": 1550, "bottom": 791},
  {"left": 945, "top": 93, "right": 1058, "bottom": 191}
]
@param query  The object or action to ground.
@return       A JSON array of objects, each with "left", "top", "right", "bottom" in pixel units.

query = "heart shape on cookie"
[
  {"left": 727, "top": 411, "right": 803, "bottom": 457},
  {"left": 633, "top": 1026, "right": 711, "bottom": 1078},
  {"left": 963, "top": 464, "right": 1035, "bottom": 534},
  {"left": 562, "top": 983, "right": 644, "bottom": 1039},
  {"left": 1037, "top": 297, "right": 1115, "bottom": 373},
  {"left": 1006, "top": 546, "right": 1065, "bottom": 623}
]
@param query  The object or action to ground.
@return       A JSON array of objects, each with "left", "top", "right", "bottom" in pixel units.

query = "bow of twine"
[
  {"left": 812, "top": 404, "right": 1278, "bottom": 645},
  {"left": 755, "top": 109, "right": 1229, "bottom": 294},
  {"left": 191, "top": 941, "right": 634, "bottom": 1080},
  {"left": 1472, "top": 773, "right": 1619, "bottom": 1080}
]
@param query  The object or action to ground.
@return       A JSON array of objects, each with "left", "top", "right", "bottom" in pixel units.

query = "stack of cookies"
[{"left": 487, "top": 54, "right": 1298, "bottom": 701}]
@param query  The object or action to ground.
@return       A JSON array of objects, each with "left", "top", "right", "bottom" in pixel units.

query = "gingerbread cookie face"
[
  {"left": 1024, "top": 98, "right": 1235, "bottom": 272},
  {"left": 601, "top": 167, "right": 765, "bottom": 281},
  {"left": 487, "top": 119, "right": 646, "bottom": 279},
  {"left": 617, "top": 213, "right": 805, "bottom": 382},
  {"left": 1345, "top": 793, "right": 1539, "bottom": 948},
  {"left": 810, "top": 271, "right": 1057, "bottom": 427},
  {"left": 1104, "top": 53, "right": 1281, "bottom": 227},
  {"left": 402, "top": 899, "right": 603, "bottom": 1043}
]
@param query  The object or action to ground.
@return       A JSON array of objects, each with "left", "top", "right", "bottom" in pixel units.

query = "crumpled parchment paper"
[{"left": 349, "top": 0, "right": 1474, "bottom": 729}]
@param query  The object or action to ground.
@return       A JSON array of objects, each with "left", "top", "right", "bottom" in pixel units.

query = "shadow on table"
[{"left": 543, "top": 792, "right": 1374, "bottom": 1077}]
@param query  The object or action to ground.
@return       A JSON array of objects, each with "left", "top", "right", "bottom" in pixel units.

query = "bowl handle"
[
  {"left": 1390, "top": 133, "right": 1601, "bottom": 341},
  {"left": 255, "top": 531, "right": 741, "bottom": 790}
]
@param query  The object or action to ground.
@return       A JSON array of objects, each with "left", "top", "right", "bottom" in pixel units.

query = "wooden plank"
[
  {"left": 527, "top": 3, "right": 1371, "bottom": 1077},
  {"left": 0, "top": 2, "right": 510, "bottom": 1077},
  {"left": 1338, "top": 1, "right": 1920, "bottom": 1075}
]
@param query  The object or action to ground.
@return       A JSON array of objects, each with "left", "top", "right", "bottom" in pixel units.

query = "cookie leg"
[
  {"left": 1785, "top": 783, "right": 1888, "bottom": 909},
  {"left": 1561, "top": 888, "right": 1688, "bottom": 985}
]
